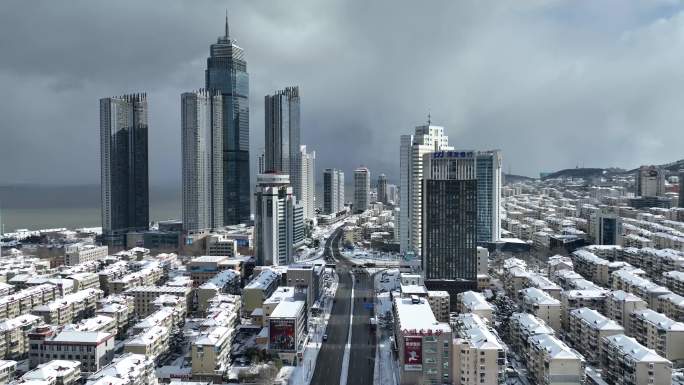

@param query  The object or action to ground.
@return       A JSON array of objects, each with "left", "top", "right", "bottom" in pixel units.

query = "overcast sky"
[{"left": 1, "top": 0, "right": 683, "bottom": 186}]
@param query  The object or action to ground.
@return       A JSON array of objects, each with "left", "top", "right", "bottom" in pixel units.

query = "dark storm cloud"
[{"left": 1, "top": 0, "right": 684, "bottom": 186}]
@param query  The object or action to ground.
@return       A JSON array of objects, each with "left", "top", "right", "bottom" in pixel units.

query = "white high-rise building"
[
  {"left": 298, "top": 145, "right": 316, "bottom": 220},
  {"left": 354, "top": 167, "right": 370, "bottom": 213},
  {"left": 475, "top": 150, "right": 502, "bottom": 243},
  {"left": 254, "top": 174, "right": 294, "bottom": 266},
  {"left": 181, "top": 90, "right": 223, "bottom": 232},
  {"left": 399, "top": 124, "right": 452, "bottom": 254}
]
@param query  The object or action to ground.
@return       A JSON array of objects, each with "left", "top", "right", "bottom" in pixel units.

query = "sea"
[
  {"left": 0, "top": 184, "right": 180, "bottom": 232},
  {"left": 0, "top": 183, "right": 354, "bottom": 232}
]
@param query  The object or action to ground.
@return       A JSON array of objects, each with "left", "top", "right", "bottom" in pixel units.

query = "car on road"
[{"left": 322, "top": 334, "right": 328, "bottom": 341}]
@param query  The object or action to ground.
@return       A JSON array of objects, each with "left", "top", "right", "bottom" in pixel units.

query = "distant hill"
[
  {"left": 504, "top": 173, "right": 536, "bottom": 183},
  {"left": 541, "top": 158, "right": 684, "bottom": 180}
]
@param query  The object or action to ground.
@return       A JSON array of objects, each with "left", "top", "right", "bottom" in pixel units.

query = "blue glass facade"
[{"left": 206, "top": 21, "right": 251, "bottom": 225}]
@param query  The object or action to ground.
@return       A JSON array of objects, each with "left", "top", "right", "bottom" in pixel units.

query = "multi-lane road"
[{"left": 311, "top": 228, "right": 376, "bottom": 385}]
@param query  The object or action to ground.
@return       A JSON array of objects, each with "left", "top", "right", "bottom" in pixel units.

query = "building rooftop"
[
  {"left": 86, "top": 353, "right": 151, "bottom": 385},
  {"left": 245, "top": 268, "right": 279, "bottom": 290},
  {"left": 510, "top": 313, "right": 555, "bottom": 336},
  {"left": 21, "top": 360, "right": 80, "bottom": 382},
  {"left": 604, "top": 334, "right": 670, "bottom": 363},
  {"left": 520, "top": 287, "right": 561, "bottom": 306},
  {"left": 194, "top": 326, "right": 231, "bottom": 346},
  {"left": 452, "top": 313, "right": 503, "bottom": 350},
  {"left": 51, "top": 330, "right": 112, "bottom": 344},
  {"left": 529, "top": 334, "right": 583, "bottom": 360},
  {"left": 632, "top": 309, "right": 684, "bottom": 331},
  {"left": 125, "top": 325, "right": 166, "bottom": 346},
  {"left": 571, "top": 307, "right": 624, "bottom": 331},
  {"left": 609, "top": 290, "right": 646, "bottom": 303},
  {"left": 270, "top": 300, "right": 305, "bottom": 318},
  {"left": 459, "top": 291, "right": 493, "bottom": 311},
  {"left": 394, "top": 296, "right": 451, "bottom": 333}
]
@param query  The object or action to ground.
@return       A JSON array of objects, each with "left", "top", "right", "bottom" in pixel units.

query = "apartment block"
[
  {"left": 560, "top": 289, "right": 609, "bottom": 329},
  {"left": 427, "top": 291, "right": 450, "bottom": 323},
  {"left": 191, "top": 326, "right": 233, "bottom": 381},
  {"left": 19, "top": 360, "right": 81, "bottom": 385},
  {"left": 28, "top": 328, "right": 115, "bottom": 374},
  {"left": 606, "top": 290, "right": 648, "bottom": 335},
  {"left": 0, "top": 314, "right": 42, "bottom": 360},
  {"left": 451, "top": 313, "right": 506, "bottom": 385},
  {"left": 567, "top": 307, "right": 624, "bottom": 365},
  {"left": 658, "top": 293, "right": 684, "bottom": 322},
  {"left": 519, "top": 288, "right": 562, "bottom": 331},
  {"left": 124, "top": 286, "right": 191, "bottom": 317},
  {"left": 508, "top": 313, "right": 555, "bottom": 358},
  {"left": 527, "top": 334, "right": 585, "bottom": 385},
  {"left": 601, "top": 334, "right": 671, "bottom": 385},
  {"left": 123, "top": 325, "right": 169, "bottom": 362},
  {"left": 612, "top": 269, "right": 673, "bottom": 309},
  {"left": 31, "top": 289, "right": 104, "bottom": 326},
  {"left": 0, "top": 284, "right": 61, "bottom": 320},
  {"left": 85, "top": 353, "right": 158, "bottom": 385},
  {"left": 629, "top": 308, "right": 684, "bottom": 365},
  {"left": 455, "top": 291, "right": 493, "bottom": 322}
]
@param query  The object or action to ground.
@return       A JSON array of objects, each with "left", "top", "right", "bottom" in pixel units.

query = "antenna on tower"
[
  {"left": 427, "top": 111, "right": 431, "bottom": 125},
  {"left": 224, "top": 9, "right": 230, "bottom": 38}
]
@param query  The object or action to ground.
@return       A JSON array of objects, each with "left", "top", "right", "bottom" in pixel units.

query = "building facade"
[
  {"left": 254, "top": 174, "right": 294, "bottom": 266},
  {"left": 323, "top": 168, "right": 344, "bottom": 214},
  {"left": 299, "top": 145, "right": 315, "bottom": 220},
  {"left": 264, "top": 87, "right": 300, "bottom": 185},
  {"left": 377, "top": 173, "right": 388, "bottom": 204},
  {"left": 636, "top": 165, "right": 665, "bottom": 197},
  {"left": 353, "top": 167, "right": 370, "bottom": 213},
  {"left": 100, "top": 93, "right": 149, "bottom": 246},
  {"left": 181, "top": 90, "right": 224, "bottom": 231},
  {"left": 399, "top": 124, "right": 452, "bottom": 254},
  {"left": 205, "top": 16, "right": 250, "bottom": 225},
  {"left": 475, "top": 150, "right": 502, "bottom": 243}
]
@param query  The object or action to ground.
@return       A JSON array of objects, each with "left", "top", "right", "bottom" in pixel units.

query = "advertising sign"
[
  {"left": 269, "top": 318, "right": 296, "bottom": 352},
  {"left": 403, "top": 336, "right": 423, "bottom": 371}
]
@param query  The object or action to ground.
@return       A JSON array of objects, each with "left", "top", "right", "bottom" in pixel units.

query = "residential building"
[
  {"left": 242, "top": 268, "right": 280, "bottom": 315},
  {"left": 64, "top": 244, "right": 108, "bottom": 266},
  {"left": 85, "top": 353, "right": 158, "bottom": 385},
  {"left": 399, "top": 124, "right": 452, "bottom": 254},
  {"left": 196, "top": 270, "right": 240, "bottom": 313},
  {"left": 606, "top": 290, "right": 648, "bottom": 335},
  {"left": 124, "top": 325, "right": 168, "bottom": 362},
  {"left": 658, "top": 293, "right": 684, "bottom": 322},
  {"left": 629, "top": 309, "right": 684, "bottom": 364},
  {"left": 427, "top": 291, "right": 450, "bottom": 323},
  {"left": 191, "top": 326, "right": 233, "bottom": 381},
  {"left": 636, "top": 165, "right": 665, "bottom": 197},
  {"left": 124, "top": 286, "right": 191, "bottom": 317},
  {"left": 254, "top": 174, "right": 295, "bottom": 266},
  {"left": 298, "top": 145, "right": 315, "bottom": 220},
  {"left": 267, "top": 300, "right": 306, "bottom": 365},
  {"left": 19, "top": 360, "right": 81, "bottom": 385},
  {"left": 181, "top": 89, "right": 224, "bottom": 232},
  {"left": 601, "top": 334, "right": 672, "bottom": 385},
  {"left": 590, "top": 206, "right": 620, "bottom": 245},
  {"left": 508, "top": 313, "right": 555, "bottom": 358},
  {"left": 31, "top": 289, "right": 104, "bottom": 326},
  {"left": 187, "top": 255, "right": 243, "bottom": 285},
  {"left": 100, "top": 93, "right": 149, "bottom": 246},
  {"left": 205, "top": 235, "right": 237, "bottom": 258},
  {"left": 519, "top": 287, "right": 562, "bottom": 331},
  {"left": 205, "top": 15, "right": 250, "bottom": 225},
  {"left": 567, "top": 307, "right": 624, "bottom": 365},
  {"left": 353, "top": 167, "right": 370, "bottom": 213},
  {"left": 0, "top": 314, "right": 42, "bottom": 360},
  {"left": 475, "top": 150, "right": 502, "bottom": 243},
  {"left": 28, "top": 328, "right": 115, "bottom": 374},
  {"left": 0, "top": 360, "right": 15, "bottom": 385},
  {"left": 455, "top": 291, "right": 493, "bottom": 322},
  {"left": 527, "top": 334, "right": 585, "bottom": 385},
  {"left": 451, "top": 313, "right": 506, "bottom": 385}
]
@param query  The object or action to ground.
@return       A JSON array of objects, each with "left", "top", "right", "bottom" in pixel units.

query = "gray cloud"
[{"left": 1, "top": 0, "right": 683, "bottom": 187}]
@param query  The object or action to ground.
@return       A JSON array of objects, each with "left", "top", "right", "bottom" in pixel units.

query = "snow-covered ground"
[
  {"left": 373, "top": 289, "right": 400, "bottom": 385},
  {"left": 289, "top": 271, "right": 339, "bottom": 385},
  {"left": 341, "top": 248, "right": 401, "bottom": 267}
]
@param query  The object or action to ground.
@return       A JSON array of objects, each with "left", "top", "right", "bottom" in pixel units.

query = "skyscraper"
[
  {"left": 475, "top": 150, "right": 502, "bottom": 243},
  {"left": 323, "top": 168, "right": 344, "bottom": 214},
  {"left": 254, "top": 174, "right": 294, "bottom": 266},
  {"left": 264, "top": 87, "right": 300, "bottom": 176},
  {"left": 422, "top": 150, "right": 478, "bottom": 299},
  {"left": 181, "top": 90, "right": 223, "bottom": 232},
  {"left": 257, "top": 150, "right": 265, "bottom": 174},
  {"left": 354, "top": 167, "right": 370, "bottom": 213},
  {"left": 399, "top": 124, "right": 453, "bottom": 254},
  {"left": 635, "top": 165, "right": 665, "bottom": 197},
  {"left": 100, "top": 93, "right": 149, "bottom": 246},
  {"left": 377, "top": 173, "right": 388, "bottom": 204},
  {"left": 206, "top": 15, "right": 250, "bottom": 225},
  {"left": 299, "top": 145, "right": 316, "bottom": 220}
]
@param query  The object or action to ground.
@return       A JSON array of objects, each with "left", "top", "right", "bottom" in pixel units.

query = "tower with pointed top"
[{"left": 206, "top": 13, "right": 251, "bottom": 225}]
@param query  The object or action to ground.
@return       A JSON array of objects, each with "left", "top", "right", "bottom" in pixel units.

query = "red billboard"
[
  {"left": 403, "top": 336, "right": 422, "bottom": 371},
  {"left": 269, "top": 318, "right": 296, "bottom": 352}
]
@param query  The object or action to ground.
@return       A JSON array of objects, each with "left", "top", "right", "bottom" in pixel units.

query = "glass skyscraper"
[
  {"left": 100, "top": 93, "right": 149, "bottom": 247},
  {"left": 206, "top": 16, "right": 250, "bottom": 225}
]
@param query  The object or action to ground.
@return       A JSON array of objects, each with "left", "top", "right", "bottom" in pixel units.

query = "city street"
[{"left": 311, "top": 227, "right": 376, "bottom": 385}]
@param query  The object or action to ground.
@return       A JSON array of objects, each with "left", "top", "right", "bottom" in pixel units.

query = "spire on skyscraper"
[{"left": 225, "top": 10, "right": 230, "bottom": 38}]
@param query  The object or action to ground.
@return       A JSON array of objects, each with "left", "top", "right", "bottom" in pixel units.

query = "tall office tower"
[
  {"left": 354, "top": 167, "right": 370, "bottom": 213},
  {"left": 399, "top": 124, "right": 453, "bottom": 254},
  {"left": 293, "top": 203, "right": 305, "bottom": 248},
  {"left": 100, "top": 93, "right": 149, "bottom": 247},
  {"left": 386, "top": 184, "right": 398, "bottom": 205},
  {"left": 206, "top": 15, "right": 250, "bottom": 225},
  {"left": 299, "top": 145, "right": 316, "bottom": 220},
  {"left": 475, "top": 150, "right": 502, "bottom": 243},
  {"left": 377, "top": 174, "right": 388, "bottom": 204},
  {"left": 422, "top": 150, "right": 478, "bottom": 299},
  {"left": 635, "top": 165, "right": 665, "bottom": 197},
  {"left": 264, "top": 87, "right": 300, "bottom": 176},
  {"left": 181, "top": 90, "right": 224, "bottom": 232},
  {"left": 323, "top": 168, "right": 344, "bottom": 214},
  {"left": 680, "top": 170, "right": 684, "bottom": 208},
  {"left": 254, "top": 174, "right": 294, "bottom": 266},
  {"left": 257, "top": 150, "right": 265, "bottom": 174}
]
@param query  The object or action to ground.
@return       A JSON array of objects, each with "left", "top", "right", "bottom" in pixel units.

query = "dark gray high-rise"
[
  {"left": 680, "top": 169, "right": 684, "bottom": 208},
  {"left": 264, "top": 87, "right": 300, "bottom": 191},
  {"left": 422, "top": 151, "right": 478, "bottom": 302},
  {"left": 100, "top": 93, "right": 149, "bottom": 247},
  {"left": 206, "top": 15, "right": 250, "bottom": 225}
]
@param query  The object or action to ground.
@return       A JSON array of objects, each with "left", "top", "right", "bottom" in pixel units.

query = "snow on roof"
[
  {"left": 270, "top": 300, "right": 305, "bottom": 318},
  {"left": 194, "top": 326, "right": 231, "bottom": 346},
  {"left": 125, "top": 325, "right": 167, "bottom": 346},
  {"left": 22, "top": 360, "right": 80, "bottom": 381},
  {"left": 520, "top": 287, "right": 561, "bottom": 306},
  {"left": 609, "top": 290, "right": 646, "bottom": 303},
  {"left": 631, "top": 309, "right": 684, "bottom": 331},
  {"left": 458, "top": 291, "right": 493, "bottom": 311},
  {"left": 394, "top": 296, "right": 451, "bottom": 333},
  {"left": 570, "top": 307, "right": 624, "bottom": 331},
  {"left": 63, "top": 315, "right": 115, "bottom": 332},
  {"left": 572, "top": 249, "right": 608, "bottom": 265},
  {"left": 264, "top": 286, "right": 296, "bottom": 305},
  {"left": 528, "top": 334, "right": 582, "bottom": 360},
  {"left": 664, "top": 271, "right": 684, "bottom": 283},
  {"left": 245, "top": 268, "right": 279, "bottom": 290},
  {"left": 51, "top": 330, "right": 112, "bottom": 344},
  {"left": 604, "top": 334, "right": 670, "bottom": 363},
  {"left": 133, "top": 308, "right": 174, "bottom": 330},
  {"left": 199, "top": 269, "right": 239, "bottom": 290},
  {"left": 0, "top": 314, "right": 41, "bottom": 332},
  {"left": 452, "top": 313, "right": 503, "bottom": 350},
  {"left": 510, "top": 313, "right": 555, "bottom": 336},
  {"left": 33, "top": 288, "right": 102, "bottom": 312},
  {"left": 86, "top": 353, "right": 151, "bottom": 385}
]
